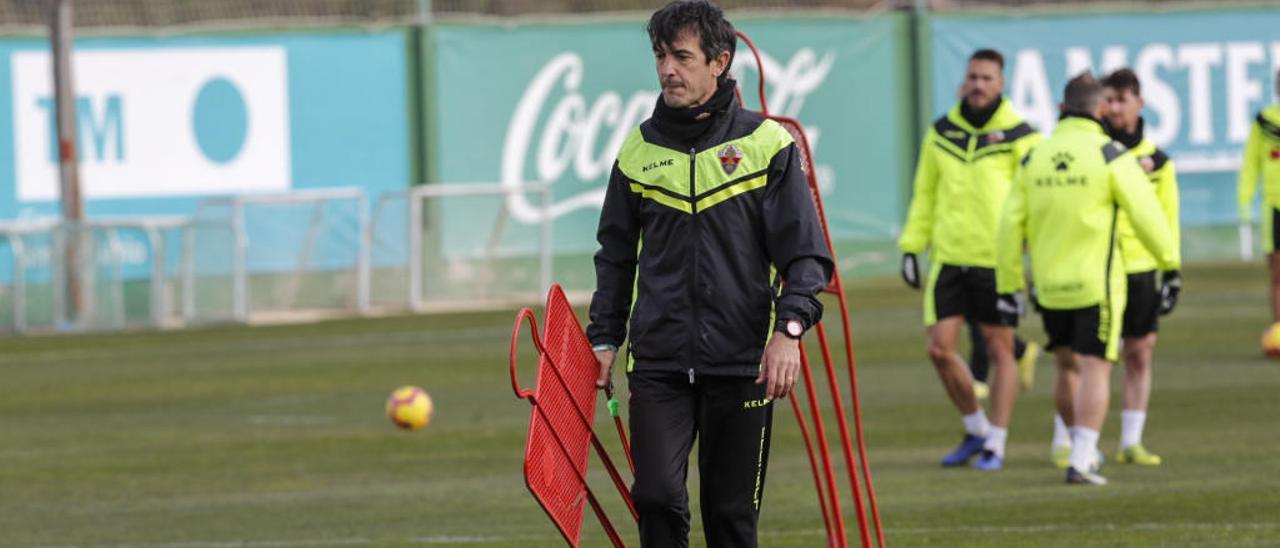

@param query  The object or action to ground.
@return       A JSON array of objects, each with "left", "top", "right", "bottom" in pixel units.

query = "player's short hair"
[
  {"left": 1102, "top": 68, "right": 1141, "bottom": 97},
  {"left": 647, "top": 1, "right": 736, "bottom": 76},
  {"left": 969, "top": 49, "right": 1005, "bottom": 70},
  {"left": 1063, "top": 72, "right": 1104, "bottom": 114}
]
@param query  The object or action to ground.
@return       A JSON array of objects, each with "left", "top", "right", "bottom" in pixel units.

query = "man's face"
[
  {"left": 1103, "top": 87, "right": 1143, "bottom": 133},
  {"left": 961, "top": 59, "right": 1004, "bottom": 110},
  {"left": 655, "top": 29, "right": 726, "bottom": 109}
]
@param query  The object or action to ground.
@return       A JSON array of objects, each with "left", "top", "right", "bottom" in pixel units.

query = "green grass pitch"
[{"left": 2, "top": 262, "right": 1278, "bottom": 546}]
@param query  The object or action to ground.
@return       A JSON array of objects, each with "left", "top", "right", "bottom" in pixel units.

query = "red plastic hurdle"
[{"left": 509, "top": 284, "right": 635, "bottom": 547}]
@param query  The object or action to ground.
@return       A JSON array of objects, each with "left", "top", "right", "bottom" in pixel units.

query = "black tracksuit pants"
[{"left": 628, "top": 370, "right": 774, "bottom": 548}]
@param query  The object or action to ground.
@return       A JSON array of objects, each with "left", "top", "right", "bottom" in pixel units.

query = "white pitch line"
[
  {"left": 757, "top": 521, "right": 1280, "bottom": 538},
  {"left": 35, "top": 533, "right": 561, "bottom": 548}
]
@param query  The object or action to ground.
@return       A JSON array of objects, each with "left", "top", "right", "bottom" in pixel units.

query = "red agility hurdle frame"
[
  {"left": 509, "top": 31, "right": 884, "bottom": 548},
  {"left": 510, "top": 284, "right": 635, "bottom": 547}
]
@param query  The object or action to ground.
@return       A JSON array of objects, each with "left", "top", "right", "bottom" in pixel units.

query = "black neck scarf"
[
  {"left": 651, "top": 78, "right": 737, "bottom": 149},
  {"left": 961, "top": 96, "right": 1002, "bottom": 129},
  {"left": 1108, "top": 117, "right": 1145, "bottom": 149}
]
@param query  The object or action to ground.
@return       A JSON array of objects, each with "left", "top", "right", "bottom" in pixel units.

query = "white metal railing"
[
  {"left": 0, "top": 218, "right": 57, "bottom": 333},
  {"left": 0, "top": 217, "right": 186, "bottom": 333},
  {"left": 371, "top": 182, "right": 553, "bottom": 311},
  {"left": 188, "top": 188, "right": 370, "bottom": 323}
]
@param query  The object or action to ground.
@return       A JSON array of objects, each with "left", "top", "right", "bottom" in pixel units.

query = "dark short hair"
[
  {"left": 647, "top": 1, "right": 736, "bottom": 75},
  {"left": 969, "top": 49, "right": 1005, "bottom": 70},
  {"left": 1102, "top": 68, "right": 1141, "bottom": 97},
  {"left": 1063, "top": 71, "right": 1104, "bottom": 114}
]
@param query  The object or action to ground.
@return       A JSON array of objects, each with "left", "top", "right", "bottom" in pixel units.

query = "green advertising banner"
[{"left": 429, "top": 15, "right": 912, "bottom": 276}]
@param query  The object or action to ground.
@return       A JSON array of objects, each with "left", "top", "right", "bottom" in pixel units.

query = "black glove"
[
  {"left": 1029, "top": 285, "right": 1044, "bottom": 313},
  {"left": 1159, "top": 270, "right": 1182, "bottom": 315},
  {"left": 901, "top": 253, "right": 921, "bottom": 289},
  {"left": 996, "top": 293, "right": 1025, "bottom": 326}
]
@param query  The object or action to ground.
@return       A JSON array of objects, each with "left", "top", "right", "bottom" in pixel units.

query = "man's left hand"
[
  {"left": 1160, "top": 270, "right": 1183, "bottom": 315},
  {"left": 756, "top": 334, "right": 801, "bottom": 400}
]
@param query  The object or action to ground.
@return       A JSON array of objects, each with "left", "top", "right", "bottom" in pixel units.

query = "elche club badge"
[
  {"left": 1139, "top": 156, "right": 1156, "bottom": 173},
  {"left": 719, "top": 143, "right": 744, "bottom": 175},
  {"left": 986, "top": 130, "right": 1004, "bottom": 144}
]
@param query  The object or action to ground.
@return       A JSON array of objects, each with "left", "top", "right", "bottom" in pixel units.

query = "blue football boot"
[
  {"left": 941, "top": 434, "right": 987, "bottom": 467},
  {"left": 973, "top": 449, "right": 1004, "bottom": 471}
]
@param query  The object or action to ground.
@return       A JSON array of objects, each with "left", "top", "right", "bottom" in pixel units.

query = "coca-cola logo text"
[{"left": 501, "top": 48, "right": 834, "bottom": 224}]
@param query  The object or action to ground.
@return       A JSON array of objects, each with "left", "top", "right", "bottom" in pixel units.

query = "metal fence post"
[
  {"left": 357, "top": 192, "right": 371, "bottom": 313},
  {"left": 233, "top": 198, "right": 248, "bottom": 322},
  {"left": 409, "top": 192, "right": 424, "bottom": 312}
]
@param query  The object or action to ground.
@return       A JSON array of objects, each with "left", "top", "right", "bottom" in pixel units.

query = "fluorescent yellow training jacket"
[
  {"left": 1115, "top": 136, "right": 1181, "bottom": 273},
  {"left": 1238, "top": 105, "right": 1280, "bottom": 222},
  {"left": 899, "top": 98, "right": 1040, "bottom": 267},
  {"left": 996, "top": 116, "right": 1177, "bottom": 310}
]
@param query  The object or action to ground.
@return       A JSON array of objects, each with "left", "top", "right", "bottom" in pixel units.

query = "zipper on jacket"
[{"left": 688, "top": 147, "right": 701, "bottom": 375}]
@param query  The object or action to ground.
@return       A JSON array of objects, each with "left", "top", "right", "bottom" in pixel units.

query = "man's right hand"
[
  {"left": 594, "top": 349, "right": 617, "bottom": 390},
  {"left": 901, "top": 253, "right": 921, "bottom": 289}
]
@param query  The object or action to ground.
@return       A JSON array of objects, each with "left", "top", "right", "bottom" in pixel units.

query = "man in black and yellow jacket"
[
  {"left": 1238, "top": 69, "right": 1280, "bottom": 325},
  {"left": 899, "top": 49, "right": 1040, "bottom": 471},
  {"left": 998, "top": 73, "right": 1177, "bottom": 485},
  {"left": 1086, "top": 69, "right": 1181, "bottom": 468},
  {"left": 587, "top": 3, "right": 832, "bottom": 546}
]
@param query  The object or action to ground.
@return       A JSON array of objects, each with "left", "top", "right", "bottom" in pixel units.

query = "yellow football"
[
  {"left": 386, "top": 386, "right": 433, "bottom": 430},
  {"left": 1261, "top": 323, "right": 1280, "bottom": 361}
]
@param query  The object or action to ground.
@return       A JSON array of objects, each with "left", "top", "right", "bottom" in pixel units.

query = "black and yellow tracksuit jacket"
[
  {"left": 899, "top": 98, "right": 1041, "bottom": 269},
  {"left": 1239, "top": 105, "right": 1280, "bottom": 252},
  {"left": 1112, "top": 120, "right": 1181, "bottom": 274},
  {"left": 586, "top": 95, "right": 833, "bottom": 378}
]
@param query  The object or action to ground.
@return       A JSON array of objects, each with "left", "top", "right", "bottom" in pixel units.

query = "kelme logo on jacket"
[
  {"left": 719, "top": 144, "right": 744, "bottom": 175},
  {"left": 1052, "top": 151, "right": 1075, "bottom": 172}
]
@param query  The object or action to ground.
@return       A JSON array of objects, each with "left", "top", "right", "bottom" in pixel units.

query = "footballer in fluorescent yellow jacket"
[
  {"left": 899, "top": 97, "right": 1040, "bottom": 325},
  {"left": 996, "top": 115, "right": 1178, "bottom": 360},
  {"left": 901, "top": 50, "right": 1040, "bottom": 471},
  {"left": 1098, "top": 68, "right": 1182, "bottom": 467},
  {"left": 1239, "top": 104, "right": 1280, "bottom": 253},
  {"left": 1237, "top": 70, "right": 1280, "bottom": 326}
]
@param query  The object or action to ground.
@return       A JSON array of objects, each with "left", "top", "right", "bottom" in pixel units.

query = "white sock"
[
  {"left": 1070, "top": 427, "right": 1100, "bottom": 472},
  {"left": 1120, "top": 410, "right": 1147, "bottom": 449},
  {"left": 962, "top": 410, "right": 990, "bottom": 437},
  {"left": 1052, "top": 414, "right": 1072, "bottom": 448},
  {"left": 984, "top": 426, "right": 1008, "bottom": 456}
]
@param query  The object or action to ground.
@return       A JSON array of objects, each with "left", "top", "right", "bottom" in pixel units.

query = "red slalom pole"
[
  {"left": 815, "top": 322, "right": 872, "bottom": 548},
  {"left": 799, "top": 346, "right": 848, "bottom": 547},
  {"left": 789, "top": 390, "right": 838, "bottom": 547},
  {"left": 834, "top": 287, "right": 886, "bottom": 547}
]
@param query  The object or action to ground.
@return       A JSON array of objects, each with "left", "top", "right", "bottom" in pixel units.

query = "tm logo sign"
[
  {"left": 36, "top": 95, "right": 124, "bottom": 163},
  {"left": 11, "top": 47, "right": 291, "bottom": 202}
]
